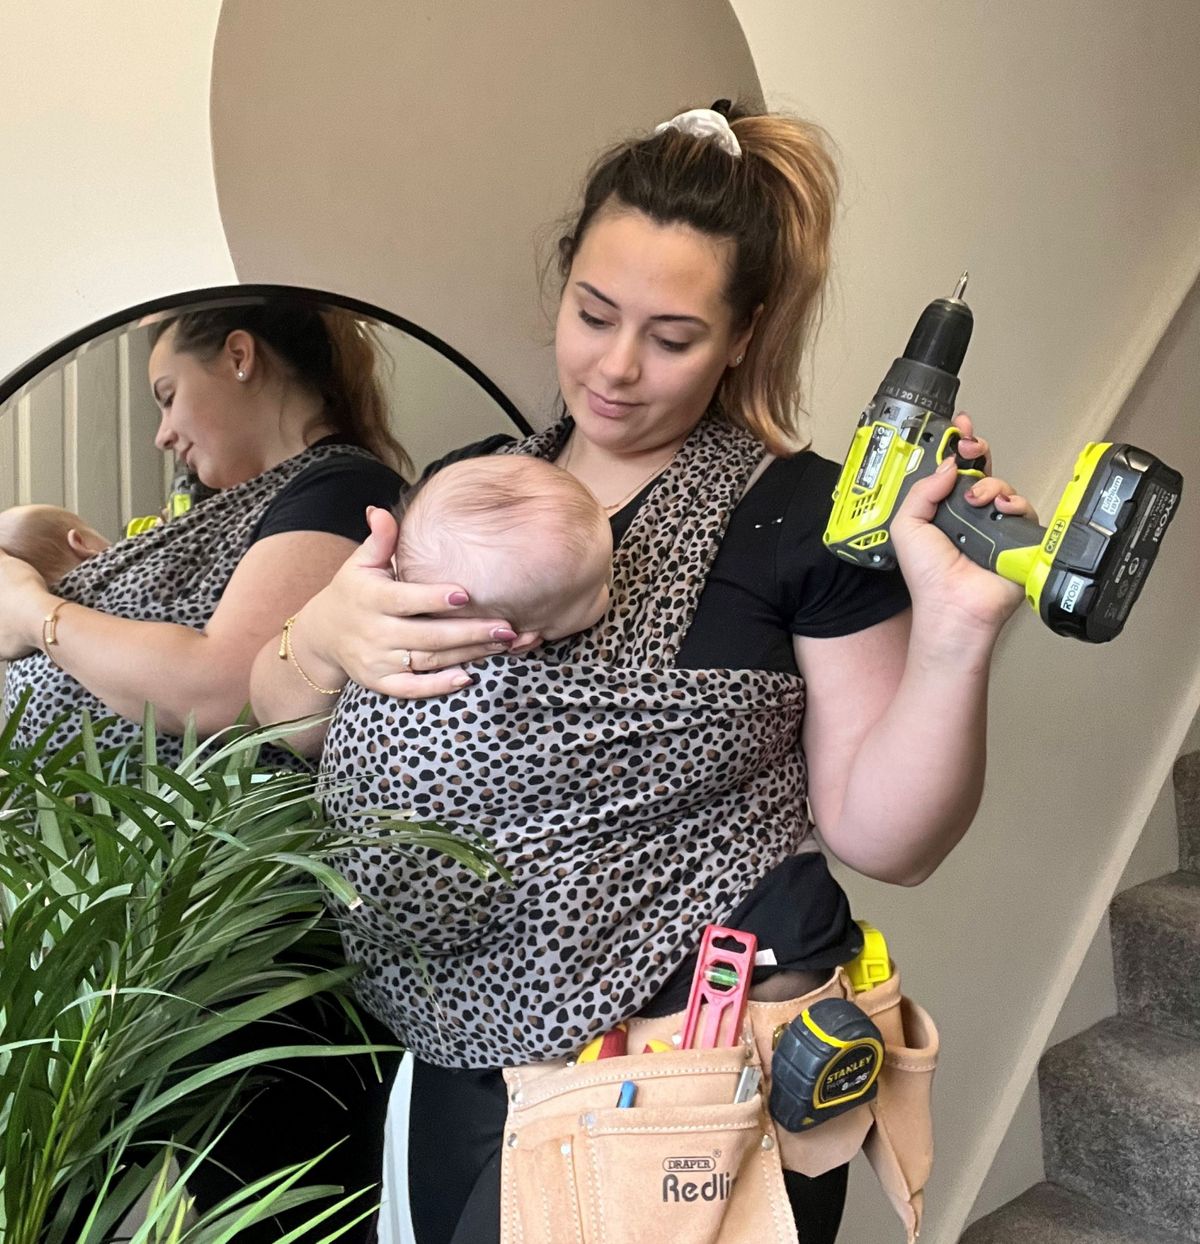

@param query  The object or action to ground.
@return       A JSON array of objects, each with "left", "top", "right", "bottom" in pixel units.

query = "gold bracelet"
[
  {"left": 278, "top": 616, "right": 342, "bottom": 697},
  {"left": 42, "top": 599, "right": 70, "bottom": 660}
]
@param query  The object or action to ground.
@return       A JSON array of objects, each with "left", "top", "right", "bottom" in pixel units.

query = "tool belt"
[{"left": 499, "top": 962, "right": 936, "bottom": 1244}]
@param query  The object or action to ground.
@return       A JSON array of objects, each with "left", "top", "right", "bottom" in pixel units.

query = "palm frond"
[{"left": 0, "top": 702, "right": 497, "bottom": 1242}]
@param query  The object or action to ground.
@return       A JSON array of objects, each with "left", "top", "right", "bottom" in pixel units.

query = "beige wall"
[
  {"left": 735, "top": 3, "right": 1200, "bottom": 1241},
  {"left": 737, "top": 0, "right": 1200, "bottom": 494},
  {"left": 0, "top": 1, "right": 235, "bottom": 385},
  {"left": 209, "top": 0, "right": 761, "bottom": 425}
]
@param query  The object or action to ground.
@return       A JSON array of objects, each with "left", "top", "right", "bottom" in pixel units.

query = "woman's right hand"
[{"left": 293, "top": 506, "right": 530, "bottom": 699}]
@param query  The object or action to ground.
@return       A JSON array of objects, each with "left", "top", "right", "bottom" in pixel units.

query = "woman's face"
[
  {"left": 555, "top": 207, "right": 751, "bottom": 457},
  {"left": 148, "top": 327, "right": 259, "bottom": 489}
]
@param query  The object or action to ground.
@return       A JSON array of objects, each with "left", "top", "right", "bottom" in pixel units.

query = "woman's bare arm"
[
  {"left": 249, "top": 506, "right": 529, "bottom": 755},
  {"left": 0, "top": 531, "right": 358, "bottom": 737}
]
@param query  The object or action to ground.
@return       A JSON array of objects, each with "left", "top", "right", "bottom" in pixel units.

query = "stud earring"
[
  {"left": 236, "top": 369, "right": 247, "bottom": 381},
  {"left": 733, "top": 354, "right": 744, "bottom": 366}
]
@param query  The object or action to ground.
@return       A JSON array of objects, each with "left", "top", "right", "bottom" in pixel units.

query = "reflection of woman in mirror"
[
  {"left": 0, "top": 304, "right": 406, "bottom": 755},
  {"left": 0, "top": 302, "right": 408, "bottom": 1242},
  {"left": 252, "top": 104, "right": 1035, "bottom": 1243}
]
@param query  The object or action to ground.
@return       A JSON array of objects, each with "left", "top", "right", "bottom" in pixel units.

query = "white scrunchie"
[{"left": 653, "top": 107, "right": 742, "bottom": 159}]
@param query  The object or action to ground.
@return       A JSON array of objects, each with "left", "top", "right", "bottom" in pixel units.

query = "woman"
[
  {"left": 0, "top": 302, "right": 409, "bottom": 1240},
  {"left": 0, "top": 303, "right": 407, "bottom": 758},
  {"left": 251, "top": 104, "right": 1033, "bottom": 1243}
]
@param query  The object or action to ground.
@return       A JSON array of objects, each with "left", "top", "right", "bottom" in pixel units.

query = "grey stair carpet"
[
  {"left": 1112, "top": 871, "right": 1200, "bottom": 1040},
  {"left": 962, "top": 1181, "right": 1190, "bottom": 1243},
  {"left": 1040, "top": 1019, "right": 1200, "bottom": 1240},
  {"left": 959, "top": 751, "right": 1200, "bottom": 1242},
  {"left": 1175, "top": 751, "right": 1200, "bottom": 873}
]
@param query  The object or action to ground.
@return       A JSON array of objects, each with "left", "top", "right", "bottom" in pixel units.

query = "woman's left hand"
[
  {"left": 0, "top": 551, "right": 54, "bottom": 660},
  {"left": 890, "top": 412, "right": 1038, "bottom": 642}
]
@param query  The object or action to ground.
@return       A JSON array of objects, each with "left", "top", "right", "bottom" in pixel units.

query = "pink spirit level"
[{"left": 681, "top": 925, "right": 758, "bottom": 1050}]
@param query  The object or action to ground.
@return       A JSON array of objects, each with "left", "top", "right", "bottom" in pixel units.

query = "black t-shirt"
[
  {"left": 610, "top": 453, "right": 910, "bottom": 1011},
  {"left": 612, "top": 452, "right": 910, "bottom": 670},
  {"left": 427, "top": 437, "right": 912, "bottom": 1006},
  {"left": 250, "top": 438, "right": 406, "bottom": 546}
]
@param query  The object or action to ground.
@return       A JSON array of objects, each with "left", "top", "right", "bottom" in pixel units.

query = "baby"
[
  {"left": 395, "top": 455, "right": 613, "bottom": 645},
  {"left": 0, "top": 504, "right": 110, "bottom": 586}
]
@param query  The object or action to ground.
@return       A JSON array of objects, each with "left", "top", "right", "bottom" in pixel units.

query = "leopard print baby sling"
[
  {"left": 322, "top": 414, "right": 819, "bottom": 1067},
  {"left": 4, "top": 442, "right": 374, "bottom": 766}
]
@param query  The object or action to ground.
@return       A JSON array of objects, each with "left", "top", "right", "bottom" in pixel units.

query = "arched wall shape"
[{"left": 210, "top": 0, "right": 761, "bottom": 430}]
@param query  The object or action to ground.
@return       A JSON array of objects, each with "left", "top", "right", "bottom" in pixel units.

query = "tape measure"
[
  {"left": 845, "top": 919, "right": 891, "bottom": 994},
  {"left": 769, "top": 998, "right": 884, "bottom": 1131}
]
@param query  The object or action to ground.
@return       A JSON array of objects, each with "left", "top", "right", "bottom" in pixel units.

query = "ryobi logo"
[{"left": 1061, "top": 575, "right": 1087, "bottom": 614}]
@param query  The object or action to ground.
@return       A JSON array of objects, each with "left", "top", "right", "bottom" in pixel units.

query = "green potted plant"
[{"left": 0, "top": 701, "right": 496, "bottom": 1243}]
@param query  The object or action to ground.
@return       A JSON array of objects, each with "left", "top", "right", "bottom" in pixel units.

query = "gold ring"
[{"left": 400, "top": 648, "right": 413, "bottom": 670}]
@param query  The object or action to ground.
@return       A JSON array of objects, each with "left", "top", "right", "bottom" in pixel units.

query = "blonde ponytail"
[
  {"left": 321, "top": 312, "right": 413, "bottom": 476},
  {"left": 720, "top": 113, "right": 838, "bottom": 453}
]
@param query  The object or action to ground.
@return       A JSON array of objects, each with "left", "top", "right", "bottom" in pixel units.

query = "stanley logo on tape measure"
[{"left": 816, "top": 1046, "right": 880, "bottom": 1105}]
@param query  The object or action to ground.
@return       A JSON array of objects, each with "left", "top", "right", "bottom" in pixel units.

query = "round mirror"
[{"left": 0, "top": 285, "right": 530, "bottom": 544}]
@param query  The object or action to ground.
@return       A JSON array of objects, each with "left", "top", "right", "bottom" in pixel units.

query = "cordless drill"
[{"left": 823, "top": 276, "right": 1183, "bottom": 642}]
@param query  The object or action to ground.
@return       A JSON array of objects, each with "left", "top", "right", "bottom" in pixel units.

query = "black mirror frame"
[{"left": 0, "top": 283, "right": 533, "bottom": 435}]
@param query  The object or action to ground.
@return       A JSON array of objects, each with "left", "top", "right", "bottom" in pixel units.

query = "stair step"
[
  {"left": 1174, "top": 752, "right": 1200, "bottom": 873},
  {"left": 1040, "top": 1017, "right": 1200, "bottom": 1242},
  {"left": 961, "top": 1181, "right": 1190, "bottom": 1243},
  {"left": 1112, "top": 872, "right": 1200, "bottom": 1040}
]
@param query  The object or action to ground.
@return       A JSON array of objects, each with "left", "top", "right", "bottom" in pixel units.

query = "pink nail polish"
[
  {"left": 447, "top": 591, "right": 470, "bottom": 606},
  {"left": 491, "top": 627, "right": 517, "bottom": 641}
]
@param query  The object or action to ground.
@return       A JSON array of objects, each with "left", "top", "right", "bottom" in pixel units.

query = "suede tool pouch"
[
  {"left": 632, "top": 963, "right": 938, "bottom": 1241},
  {"left": 736, "top": 963, "right": 937, "bottom": 1236},
  {"left": 855, "top": 968, "right": 939, "bottom": 1244},
  {"left": 747, "top": 965, "right": 939, "bottom": 1242},
  {"left": 499, "top": 1043, "right": 796, "bottom": 1244}
]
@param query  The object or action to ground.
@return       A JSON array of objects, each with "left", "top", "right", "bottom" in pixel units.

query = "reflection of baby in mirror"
[
  {"left": 395, "top": 456, "right": 613, "bottom": 644},
  {"left": 0, "top": 505, "right": 110, "bottom": 587}
]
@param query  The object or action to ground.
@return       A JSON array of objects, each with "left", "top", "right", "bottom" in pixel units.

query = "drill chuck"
[{"left": 879, "top": 273, "right": 975, "bottom": 419}]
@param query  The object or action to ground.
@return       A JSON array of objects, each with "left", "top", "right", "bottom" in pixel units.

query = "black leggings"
[{"left": 407, "top": 1060, "right": 848, "bottom": 1244}]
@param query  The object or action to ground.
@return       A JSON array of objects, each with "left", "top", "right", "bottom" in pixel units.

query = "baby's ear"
[{"left": 66, "top": 527, "right": 110, "bottom": 559}]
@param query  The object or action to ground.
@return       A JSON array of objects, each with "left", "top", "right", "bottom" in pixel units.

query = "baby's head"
[
  {"left": 0, "top": 504, "right": 109, "bottom": 586},
  {"left": 396, "top": 456, "right": 612, "bottom": 644}
]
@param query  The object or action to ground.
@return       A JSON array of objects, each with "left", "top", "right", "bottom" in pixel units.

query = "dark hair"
[
  {"left": 151, "top": 303, "right": 412, "bottom": 474},
  {"left": 557, "top": 102, "right": 839, "bottom": 454}
]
